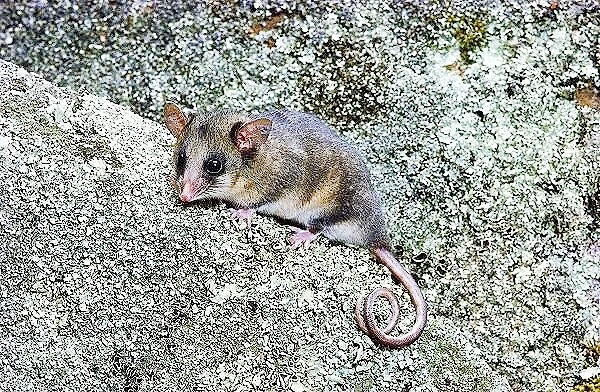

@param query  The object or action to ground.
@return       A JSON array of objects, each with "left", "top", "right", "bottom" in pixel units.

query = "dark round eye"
[
  {"left": 203, "top": 157, "right": 224, "bottom": 175},
  {"left": 176, "top": 150, "right": 186, "bottom": 175}
]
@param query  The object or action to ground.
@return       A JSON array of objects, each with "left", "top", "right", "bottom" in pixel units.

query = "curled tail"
[{"left": 355, "top": 247, "right": 427, "bottom": 348}]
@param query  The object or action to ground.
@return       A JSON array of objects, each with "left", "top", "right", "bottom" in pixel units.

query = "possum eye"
[
  {"left": 176, "top": 149, "right": 186, "bottom": 175},
  {"left": 203, "top": 156, "right": 224, "bottom": 175}
]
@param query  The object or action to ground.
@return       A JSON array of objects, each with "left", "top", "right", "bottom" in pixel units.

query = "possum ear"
[
  {"left": 164, "top": 102, "right": 188, "bottom": 140},
  {"left": 233, "top": 118, "right": 272, "bottom": 157}
]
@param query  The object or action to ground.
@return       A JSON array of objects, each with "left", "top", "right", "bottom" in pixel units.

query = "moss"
[
  {"left": 591, "top": 343, "right": 600, "bottom": 359},
  {"left": 571, "top": 377, "right": 600, "bottom": 392},
  {"left": 447, "top": 14, "right": 488, "bottom": 65},
  {"left": 571, "top": 341, "right": 600, "bottom": 392}
]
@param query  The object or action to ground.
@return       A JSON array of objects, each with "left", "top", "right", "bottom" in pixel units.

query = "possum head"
[{"left": 163, "top": 102, "right": 272, "bottom": 203}]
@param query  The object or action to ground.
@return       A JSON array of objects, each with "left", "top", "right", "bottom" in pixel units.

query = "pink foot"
[
  {"left": 289, "top": 228, "right": 318, "bottom": 249},
  {"left": 230, "top": 208, "right": 255, "bottom": 226}
]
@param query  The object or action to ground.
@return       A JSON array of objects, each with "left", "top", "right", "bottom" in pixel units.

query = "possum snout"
[{"left": 179, "top": 179, "right": 206, "bottom": 203}]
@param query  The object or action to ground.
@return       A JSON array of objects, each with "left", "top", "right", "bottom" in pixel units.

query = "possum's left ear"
[
  {"left": 164, "top": 102, "right": 188, "bottom": 140},
  {"left": 232, "top": 118, "right": 272, "bottom": 157}
]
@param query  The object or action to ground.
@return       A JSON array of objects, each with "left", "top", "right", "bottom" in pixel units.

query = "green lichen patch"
[
  {"left": 571, "top": 377, "right": 600, "bottom": 392},
  {"left": 447, "top": 14, "right": 488, "bottom": 65},
  {"left": 571, "top": 341, "right": 600, "bottom": 391},
  {"left": 585, "top": 341, "right": 600, "bottom": 361}
]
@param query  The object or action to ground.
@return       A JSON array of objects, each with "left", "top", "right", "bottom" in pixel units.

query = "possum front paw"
[
  {"left": 230, "top": 208, "right": 255, "bottom": 227},
  {"left": 289, "top": 227, "right": 319, "bottom": 249}
]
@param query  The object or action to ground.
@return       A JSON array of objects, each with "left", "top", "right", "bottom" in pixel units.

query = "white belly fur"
[
  {"left": 257, "top": 196, "right": 365, "bottom": 245},
  {"left": 322, "top": 220, "right": 365, "bottom": 245},
  {"left": 257, "top": 195, "right": 323, "bottom": 226}
]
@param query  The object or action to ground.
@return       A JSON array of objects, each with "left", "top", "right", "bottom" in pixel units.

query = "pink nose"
[{"left": 179, "top": 182, "right": 195, "bottom": 203}]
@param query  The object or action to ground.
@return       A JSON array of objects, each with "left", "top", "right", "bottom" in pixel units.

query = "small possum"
[{"left": 163, "top": 102, "right": 427, "bottom": 348}]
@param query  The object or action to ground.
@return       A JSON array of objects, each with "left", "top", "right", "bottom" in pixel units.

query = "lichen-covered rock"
[
  {"left": 1, "top": 1, "right": 600, "bottom": 391},
  {"left": 0, "top": 58, "right": 513, "bottom": 391}
]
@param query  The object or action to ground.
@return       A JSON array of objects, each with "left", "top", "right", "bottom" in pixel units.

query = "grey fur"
[{"left": 171, "top": 107, "right": 389, "bottom": 247}]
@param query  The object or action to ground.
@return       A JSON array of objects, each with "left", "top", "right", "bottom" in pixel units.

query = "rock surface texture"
[{"left": 1, "top": 1, "right": 600, "bottom": 391}]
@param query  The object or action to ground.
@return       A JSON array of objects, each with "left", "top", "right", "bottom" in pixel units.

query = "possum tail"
[{"left": 355, "top": 247, "right": 427, "bottom": 348}]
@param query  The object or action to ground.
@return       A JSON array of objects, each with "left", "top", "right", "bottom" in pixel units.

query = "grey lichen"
[{"left": 0, "top": 1, "right": 600, "bottom": 392}]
